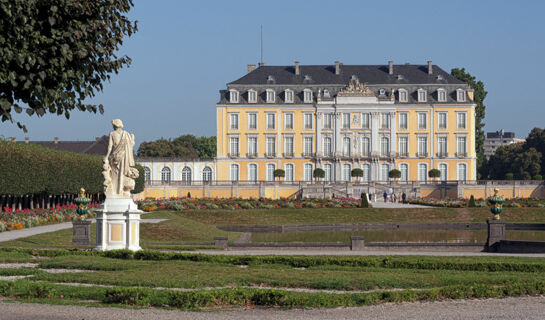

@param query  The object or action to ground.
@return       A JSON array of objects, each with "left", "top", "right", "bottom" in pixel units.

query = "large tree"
[
  {"left": 137, "top": 135, "right": 216, "bottom": 159},
  {"left": 450, "top": 68, "right": 487, "bottom": 178},
  {"left": 0, "top": 0, "right": 138, "bottom": 132}
]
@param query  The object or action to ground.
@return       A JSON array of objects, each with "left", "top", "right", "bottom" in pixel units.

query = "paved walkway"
[
  {"left": 1, "top": 296, "right": 544, "bottom": 319},
  {"left": 0, "top": 218, "right": 168, "bottom": 242}
]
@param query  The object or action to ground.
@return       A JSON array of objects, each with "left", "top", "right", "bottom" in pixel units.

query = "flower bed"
[
  {"left": 136, "top": 197, "right": 363, "bottom": 212},
  {"left": 0, "top": 203, "right": 98, "bottom": 232},
  {"left": 408, "top": 197, "right": 545, "bottom": 208}
]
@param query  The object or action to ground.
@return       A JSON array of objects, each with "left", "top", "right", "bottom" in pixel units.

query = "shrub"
[
  {"left": 273, "top": 169, "right": 285, "bottom": 181},
  {"left": 360, "top": 193, "right": 369, "bottom": 208},
  {"left": 428, "top": 169, "right": 441, "bottom": 179},
  {"left": 351, "top": 168, "right": 363, "bottom": 179},
  {"left": 131, "top": 164, "right": 145, "bottom": 194},
  {"left": 468, "top": 195, "right": 476, "bottom": 207},
  {"left": 533, "top": 174, "right": 543, "bottom": 180},
  {"left": 313, "top": 168, "right": 325, "bottom": 181},
  {"left": 505, "top": 173, "right": 514, "bottom": 180},
  {"left": 103, "top": 287, "right": 150, "bottom": 306},
  {"left": 389, "top": 169, "right": 401, "bottom": 179}
]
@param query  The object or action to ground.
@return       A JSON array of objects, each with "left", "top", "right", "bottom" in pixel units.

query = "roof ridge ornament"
[{"left": 338, "top": 79, "right": 375, "bottom": 97}]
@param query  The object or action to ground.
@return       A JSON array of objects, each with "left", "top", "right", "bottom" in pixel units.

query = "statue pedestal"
[{"left": 94, "top": 198, "right": 143, "bottom": 251}]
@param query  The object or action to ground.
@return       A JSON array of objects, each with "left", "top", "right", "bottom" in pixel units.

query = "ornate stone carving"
[{"left": 338, "top": 79, "right": 376, "bottom": 97}]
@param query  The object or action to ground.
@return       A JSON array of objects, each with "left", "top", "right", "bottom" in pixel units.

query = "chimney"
[
  {"left": 388, "top": 61, "right": 393, "bottom": 75},
  {"left": 247, "top": 64, "right": 256, "bottom": 73},
  {"left": 427, "top": 61, "right": 433, "bottom": 75},
  {"left": 295, "top": 61, "right": 300, "bottom": 75},
  {"left": 335, "top": 61, "right": 341, "bottom": 75},
  {"left": 25, "top": 137, "right": 29, "bottom": 144},
  {"left": 10, "top": 137, "right": 16, "bottom": 143},
  {"left": 54, "top": 137, "right": 59, "bottom": 144},
  {"left": 258, "top": 62, "right": 264, "bottom": 67}
]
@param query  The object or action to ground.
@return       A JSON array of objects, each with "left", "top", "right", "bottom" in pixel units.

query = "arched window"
[
  {"left": 362, "top": 137, "right": 370, "bottom": 156},
  {"left": 303, "top": 163, "right": 313, "bottom": 181},
  {"left": 266, "top": 163, "right": 276, "bottom": 181},
  {"left": 457, "top": 163, "right": 467, "bottom": 182},
  {"left": 323, "top": 137, "right": 332, "bottom": 156},
  {"left": 381, "top": 137, "right": 390, "bottom": 156},
  {"left": 202, "top": 166, "right": 212, "bottom": 182},
  {"left": 362, "top": 164, "right": 370, "bottom": 182},
  {"left": 161, "top": 167, "right": 171, "bottom": 183},
  {"left": 439, "top": 164, "right": 447, "bottom": 181},
  {"left": 248, "top": 164, "right": 257, "bottom": 182},
  {"left": 381, "top": 164, "right": 389, "bottom": 182},
  {"left": 343, "top": 164, "right": 351, "bottom": 181},
  {"left": 144, "top": 167, "right": 151, "bottom": 182},
  {"left": 230, "top": 164, "right": 239, "bottom": 182},
  {"left": 324, "top": 164, "right": 332, "bottom": 182},
  {"left": 400, "top": 163, "right": 408, "bottom": 181},
  {"left": 285, "top": 164, "right": 294, "bottom": 182},
  {"left": 181, "top": 166, "right": 192, "bottom": 185},
  {"left": 418, "top": 163, "right": 428, "bottom": 182},
  {"left": 343, "top": 137, "right": 351, "bottom": 156}
]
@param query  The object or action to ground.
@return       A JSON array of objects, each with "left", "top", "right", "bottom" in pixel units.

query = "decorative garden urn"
[
  {"left": 74, "top": 188, "right": 91, "bottom": 216},
  {"left": 487, "top": 188, "right": 505, "bottom": 220}
]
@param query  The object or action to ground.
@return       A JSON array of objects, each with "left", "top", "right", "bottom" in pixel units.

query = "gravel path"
[{"left": 1, "top": 296, "right": 544, "bottom": 319}]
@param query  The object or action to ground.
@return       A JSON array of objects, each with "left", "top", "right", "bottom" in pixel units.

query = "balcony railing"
[
  {"left": 302, "top": 152, "right": 315, "bottom": 158},
  {"left": 246, "top": 152, "right": 258, "bottom": 158},
  {"left": 416, "top": 152, "right": 428, "bottom": 158},
  {"left": 265, "top": 152, "right": 276, "bottom": 158},
  {"left": 282, "top": 152, "right": 294, "bottom": 158},
  {"left": 436, "top": 152, "right": 448, "bottom": 158},
  {"left": 227, "top": 152, "right": 239, "bottom": 158},
  {"left": 398, "top": 152, "right": 409, "bottom": 157},
  {"left": 456, "top": 152, "right": 467, "bottom": 157}
]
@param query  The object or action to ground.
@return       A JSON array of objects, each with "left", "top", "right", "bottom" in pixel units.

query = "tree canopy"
[
  {"left": 137, "top": 135, "right": 216, "bottom": 159},
  {"left": 0, "top": 0, "right": 138, "bottom": 132}
]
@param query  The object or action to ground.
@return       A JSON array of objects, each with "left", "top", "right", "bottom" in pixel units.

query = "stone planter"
[{"left": 72, "top": 220, "right": 92, "bottom": 245}]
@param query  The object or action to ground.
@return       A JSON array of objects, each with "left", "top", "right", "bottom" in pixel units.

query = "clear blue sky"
[{"left": 1, "top": 0, "right": 544, "bottom": 147}]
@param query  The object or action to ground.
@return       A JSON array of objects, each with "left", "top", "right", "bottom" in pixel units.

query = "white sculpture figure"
[{"left": 103, "top": 119, "right": 138, "bottom": 198}]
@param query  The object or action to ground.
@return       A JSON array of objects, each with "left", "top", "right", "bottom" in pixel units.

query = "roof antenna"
[{"left": 260, "top": 25, "right": 263, "bottom": 66}]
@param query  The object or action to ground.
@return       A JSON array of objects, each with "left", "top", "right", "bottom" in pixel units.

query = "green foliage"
[
  {"left": 104, "top": 287, "right": 150, "bottom": 306},
  {"left": 0, "top": 140, "right": 103, "bottom": 195},
  {"left": 428, "top": 169, "right": 441, "bottom": 179},
  {"left": 137, "top": 135, "right": 216, "bottom": 159},
  {"left": 505, "top": 173, "right": 514, "bottom": 180},
  {"left": 131, "top": 164, "right": 145, "bottom": 194},
  {"left": 468, "top": 195, "right": 476, "bottom": 208},
  {"left": 273, "top": 169, "right": 285, "bottom": 180},
  {"left": 351, "top": 168, "right": 363, "bottom": 178},
  {"left": 389, "top": 169, "right": 401, "bottom": 179},
  {"left": 451, "top": 68, "right": 487, "bottom": 178},
  {"left": 0, "top": 0, "right": 138, "bottom": 132},
  {"left": 534, "top": 174, "right": 543, "bottom": 180},
  {"left": 313, "top": 168, "right": 325, "bottom": 180},
  {"left": 360, "top": 193, "right": 369, "bottom": 208}
]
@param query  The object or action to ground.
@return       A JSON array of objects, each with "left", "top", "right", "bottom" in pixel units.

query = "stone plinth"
[
  {"left": 351, "top": 236, "right": 365, "bottom": 251},
  {"left": 72, "top": 220, "right": 92, "bottom": 245},
  {"left": 486, "top": 219, "right": 506, "bottom": 252},
  {"left": 94, "top": 198, "right": 143, "bottom": 251}
]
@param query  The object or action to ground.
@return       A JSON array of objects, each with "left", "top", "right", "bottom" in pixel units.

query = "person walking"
[
  {"left": 383, "top": 191, "right": 387, "bottom": 202},
  {"left": 402, "top": 192, "right": 407, "bottom": 204}
]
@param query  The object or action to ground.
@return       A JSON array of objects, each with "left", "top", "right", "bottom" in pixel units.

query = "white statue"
[{"left": 103, "top": 119, "right": 139, "bottom": 198}]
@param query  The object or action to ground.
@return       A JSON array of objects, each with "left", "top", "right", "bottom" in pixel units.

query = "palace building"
[{"left": 215, "top": 61, "right": 476, "bottom": 183}]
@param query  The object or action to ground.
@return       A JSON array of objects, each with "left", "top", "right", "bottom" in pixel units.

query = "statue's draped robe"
[{"left": 108, "top": 130, "right": 135, "bottom": 196}]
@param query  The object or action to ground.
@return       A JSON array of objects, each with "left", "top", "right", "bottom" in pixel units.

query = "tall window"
[
  {"left": 323, "top": 113, "right": 332, "bottom": 129},
  {"left": 380, "top": 113, "right": 390, "bottom": 129},
  {"left": 342, "top": 113, "right": 350, "bottom": 129},
  {"left": 229, "top": 137, "right": 239, "bottom": 156},
  {"left": 342, "top": 164, "right": 351, "bottom": 181},
  {"left": 284, "top": 136, "right": 294, "bottom": 156},
  {"left": 161, "top": 167, "right": 171, "bottom": 183},
  {"left": 229, "top": 113, "right": 239, "bottom": 130},
  {"left": 266, "top": 113, "right": 275, "bottom": 130},
  {"left": 229, "top": 90, "right": 239, "bottom": 103},
  {"left": 457, "top": 89, "right": 466, "bottom": 102},
  {"left": 417, "top": 112, "right": 427, "bottom": 129},
  {"left": 303, "top": 136, "right": 313, "bottom": 155},
  {"left": 285, "top": 89, "right": 294, "bottom": 103},
  {"left": 381, "top": 164, "right": 389, "bottom": 182},
  {"left": 144, "top": 167, "right": 151, "bottom": 181},
  {"left": 181, "top": 167, "right": 192, "bottom": 185},
  {"left": 362, "top": 113, "right": 370, "bottom": 129},
  {"left": 438, "top": 137, "right": 448, "bottom": 156},
  {"left": 202, "top": 166, "right": 212, "bottom": 182},
  {"left": 381, "top": 137, "right": 390, "bottom": 156},
  {"left": 399, "top": 136, "right": 408, "bottom": 156},
  {"left": 266, "top": 136, "right": 276, "bottom": 156},
  {"left": 285, "top": 164, "right": 294, "bottom": 182},
  {"left": 266, "top": 164, "right": 275, "bottom": 181},
  {"left": 248, "top": 113, "right": 257, "bottom": 130},
  {"left": 437, "top": 89, "right": 447, "bottom": 102},
  {"left": 304, "top": 113, "right": 313, "bottom": 129},
  {"left": 362, "top": 137, "right": 370, "bottom": 156},
  {"left": 284, "top": 113, "right": 294, "bottom": 130},
  {"left": 362, "top": 164, "right": 370, "bottom": 182},
  {"left": 303, "top": 163, "right": 313, "bottom": 181},
  {"left": 457, "top": 112, "right": 466, "bottom": 129},
  {"left": 418, "top": 163, "right": 428, "bottom": 182},
  {"left": 457, "top": 136, "right": 467, "bottom": 155},
  {"left": 324, "top": 164, "right": 332, "bottom": 182},
  {"left": 248, "top": 164, "right": 257, "bottom": 182},
  {"left": 417, "top": 136, "right": 428, "bottom": 156},
  {"left": 400, "top": 164, "right": 408, "bottom": 181},
  {"left": 247, "top": 137, "right": 257, "bottom": 156},
  {"left": 323, "top": 137, "right": 332, "bottom": 156},
  {"left": 266, "top": 89, "right": 275, "bottom": 103},
  {"left": 398, "top": 89, "right": 408, "bottom": 102},
  {"left": 457, "top": 163, "right": 467, "bottom": 181},
  {"left": 248, "top": 90, "right": 257, "bottom": 103},
  {"left": 230, "top": 164, "right": 239, "bottom": 181},
  {"left": 343, "top": 137, "right": 351, "bottom": 156},
  {"left": 399, "top": 113, "right": 408, "bottom": 130},
  {"left": 439, "top": 163, "right": 447, "bottom": 181},
  {"left": 303, "top": 89, "right": 313, "bottom": 103},
  {"left": 418, "top": 89, "right": 427, "bottom": 102},
  {"left": 438, "top": 112, "right": 447, "bottom": 130}
]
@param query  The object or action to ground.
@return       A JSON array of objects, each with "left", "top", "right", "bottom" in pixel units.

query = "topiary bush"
[
  {"left": 361, "top": 193, "right": 369, "bottom": 208},
  {"left": 468, "top": 195, "right": 476, "bottom": 207}
]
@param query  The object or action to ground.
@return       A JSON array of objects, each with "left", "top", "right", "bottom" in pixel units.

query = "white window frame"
[
  {"left": 247, "top": 112, "right": 257, "bottom": 130},
  {"left": 381, "top": 164, "right": 390, "bottom": 182},
  {"left": 181, "top": 166, "right": 192, "bottom": 185},
  {"left": 417, "top": 112, "right": 427, "bottom": 130},
  {"left": 323, "top": 163, "right": 332, "bottom": 181},
  {"left": 343, "top": 136, "right": 351, "bottom": 156},
  {"left": 362, "top": 164, "right": 370, "bottom": 182},
  {"left": 381, "top": 136, "right": 390, "bottom": 156},
  {"left": 284, "top": 163, "right": 294, "bottom": 182},
  {"left": 457, "top": 89, "right": 466, "bottom": 102},
  {"left": 437, "top": 88, "right": 447, "bottom": 102},
  {"left": 303, "top": 136, "right": 313, "bottom": 155},
  {"left": 457, "top": 163, "right": 467, "bottom": 181},
  {"left": 323, "top": 136, "right": 333, "bottom": 156},
  {"left": 266, "top": 163, "right": 276, "bottom": 181},
  {"left": 437, "top": 136, "right": 448, "bottom": 156},
  {"left": 323, "top": 113, "right": 332, "bottom": 129},
  {"left": 144, "top": 167, "right": 151, "bottom": 181},
  {"left": 303, "top": 163, "right": 313, "bottom": 181},
  {"left": 342, "top": 164, "right": 351, "bottom": 182},
  {"left": 399, "top": 112, "right": 408, "bottom": 130},
  {"left": 161, "top": 167, "right": 171, "bottom": 182},
  {"left": 247, "top": 136, "right": 258, "bottom": 156},
  {"left": 361, "top": 136, "right": 371, "bottom": 156},
  {"left": 229, "top": 89, "right": 239, "bottom": 103},
  {"left": 229, "top": 113, "right": 239, "bottom": 130},
  {"left": 380, "top": 113, "right": 390, "bottom": 129},
  {"left": 437, "top": 112, "right": 447, "bottom": 130},
  {"left": 417, "top": 163, "right": 428, "bottom": 182},
  {"left": 283, "top": 135, "right": 294, "bottom": 156},
  {"left": 398, "top": 135, "right": 409, "bottom": 156},
  {"left": 342, "top": 113, "right": 350, "bottom": 129},
  {"left": 266, "top": 89, "right": 275, "bottom": 103},
  {"left": 399, "top": 163, "right": 409, "bottom": 182},
  {"left": 303, "top": 89, "right": 313, "bottom": 103},
  {"left": 202, "top": 166, "right": 213, "bottom": 182},
  {"left": 417, "top": 89, "right": 427, "bottom": 102},
  {"left": 417, "top": 135, "right": 428, "bottom": 156},
  {"left": 248, "top": 89, "right": 257, "bottom": 103},
  {"left": 285, "top": 89, "right": 294, "bottom": 103},
  {"left": 266, "top": 135, "right": 276, "bottom": 156},
  {"left": 230, "top": 164, "right": 239, "bottom": 182},
  {"left": 456, "top": 135, "right": 467, "bottom": 156},
  {"left": 229, "top": 136, "right": 239, "bottom": 156},
  {"left": 266, "top": 113, "right": 276, "bottom": 130},
  {"left": 362, "top": 113, "right": 370, "bottom": 129},
  {"left": 247, "top": 163, "right": 258, "bottom": 182},
  {"left": 438, "top": 163, "right": 448, "bottom": 181},
  {"left": 456, "top": 112, "right": 467, "bottom": 129},
  {"left": 303, "top": 113, "right": 313, "bottom": 129},
  {"left": 398, "top": 89, "right": 408, "bottom": 102},
  {"left": 284, "top": 113, "right": 294, "bottom": 130}
]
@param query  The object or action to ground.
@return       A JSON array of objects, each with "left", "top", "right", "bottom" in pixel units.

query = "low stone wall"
[{"left": 497, "top": 240, "right": 545, "bottom": 253}]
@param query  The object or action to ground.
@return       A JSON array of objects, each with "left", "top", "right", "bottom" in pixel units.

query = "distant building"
[
  {"left": 13, "top": 136, "right": 109, "bottom": 155},
  {"left": 484, "top": 130, "right": 525, "bottom": 159}
]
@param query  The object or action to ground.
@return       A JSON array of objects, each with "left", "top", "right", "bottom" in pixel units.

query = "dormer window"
[
  {"left": 303, "top": 75, "right": 312, "bottom": 83},
  {"left": 284, "top": 89, "right": 294, "bottom": 103},
  {"left": 303, "top": 89, "right": 313, "bottom": 103},
  {"left": 266, "top": 89, "right": 275, "bottom": 103},
  {"left": 350, "top": 75, "right": 358, "bottom": 81},
  {"left": 229, "top": 90, "right": 239, "bottom": 103},
  {"left": 437, "top": 88, "right": 447, "bottom": 102},
  {"left": 323, "top": 89, "right": 330, "bottom": 98},
  {"left": 248, "top": 89, "right": 257, "bottom": 103},
  {"left": 398, "top": 89, "right": 408, "bottom": 102},
  {"left": 267, "top": 75, "right": 276, "bottom": 84},
  {"left": 457, "top": 89, "right": 466, "bottom": 102},
  {"left": 379, "top": 88, "right": 386, "bottom": 96},
  {"left": 417, "top": 89, "right": 427, "bottom": 102}
]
